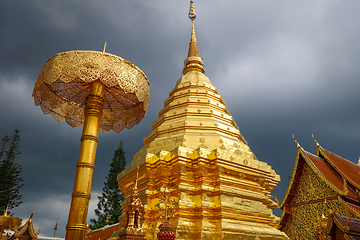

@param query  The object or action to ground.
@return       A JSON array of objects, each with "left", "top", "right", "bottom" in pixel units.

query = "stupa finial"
[
  {"left": 189, "top": 0, "right": 196, "bottom": 21},
  {"left": 183, "top": 0, "right": 205, "bottom": 75}
]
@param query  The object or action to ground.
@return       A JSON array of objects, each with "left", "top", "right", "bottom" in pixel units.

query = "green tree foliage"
[
  {"left": 90, "top": 140, "right": 126, "bottom": 229},
  {"left": 0, "top": 129, "right": 23, "bottom": 215}
]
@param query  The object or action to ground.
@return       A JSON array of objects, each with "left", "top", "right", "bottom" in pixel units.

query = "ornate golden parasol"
[{"left": 33, "top": 49, "right": 150, "bottom": 240}]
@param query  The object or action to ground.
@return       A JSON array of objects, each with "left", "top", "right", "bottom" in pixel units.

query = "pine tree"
[
  {"left": 90, "top": 140, "right": 126, "bottom": 229},
  {"left": 0, "top": 129, "right": 23, "bottom": 215}
]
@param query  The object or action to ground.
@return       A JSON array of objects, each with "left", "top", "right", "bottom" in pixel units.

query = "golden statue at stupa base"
[
  {"left": 117, "top": 1, "right": 288, "bottom": 239},
  {"left": 117, "top": 168, "right": 146, "bottom": 240}
]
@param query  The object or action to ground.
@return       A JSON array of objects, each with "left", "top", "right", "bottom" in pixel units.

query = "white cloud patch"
[
  {"left": 214, "top": 33, "right": 320, "bottom": 111},
  {"left": 0, "top": 76, "right": 36, "bottom": 116}
]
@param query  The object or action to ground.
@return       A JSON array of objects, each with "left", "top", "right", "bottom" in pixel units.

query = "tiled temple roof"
[
  {"left": 333, "top": 213, "right": 360, "bottom": 238},
  {"left": 317, "top": 145, "right": 360, "bottom": 190}
]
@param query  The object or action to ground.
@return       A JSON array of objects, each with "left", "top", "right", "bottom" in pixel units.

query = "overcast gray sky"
[{"left": 1, "top": 0, "right": 360, "bottom": 237}]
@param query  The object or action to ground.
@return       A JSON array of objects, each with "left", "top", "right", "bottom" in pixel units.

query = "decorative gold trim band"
[
  {"left": 72, "top": 191, "right": 91, "bottom": 200},
  {"left": 80, "top": 135, "right": 99, "bottom": 143},
  {"left": 86, "top": 94, "right": 104, "bottom": 102},
  {"left": 76, "top": 162, "right": 95, "bottom": 170},
  {"left": 66, "top": 223, "right": 87, "bottom": 231}
]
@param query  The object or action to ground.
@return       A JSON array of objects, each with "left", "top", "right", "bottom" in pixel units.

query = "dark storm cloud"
[{"left": 1, "top": 0, "right": 360, "bottom": 237}]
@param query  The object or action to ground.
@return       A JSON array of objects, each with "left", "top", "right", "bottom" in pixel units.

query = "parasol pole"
[{"left": 65, "top": 79, "right": 106, "bottom": 240}]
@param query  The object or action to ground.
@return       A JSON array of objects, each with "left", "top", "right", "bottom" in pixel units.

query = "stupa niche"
[{"left": 117, "top": 1, "right": 288, "bottom": 239}]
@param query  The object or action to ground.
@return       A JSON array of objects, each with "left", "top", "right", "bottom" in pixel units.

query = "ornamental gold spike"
[
  {"left": 183, "top": 0, "right": 205, "bottom": 75},
  {"left": 312, "top": 134, "right": 319, "bottom": 147},
  {"left": 292, "top": 134, "right": 300, "bottom": 148},
  {"left": 189, "top": 0, "right": 196, "bottom": 20},
  {"left": 3, "top": 202, "right": 9, "bottom": 216}
]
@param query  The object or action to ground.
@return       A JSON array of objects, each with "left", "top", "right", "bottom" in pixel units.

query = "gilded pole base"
[{"left": 65, "top": 80, "right": 105, "bottom": 240}]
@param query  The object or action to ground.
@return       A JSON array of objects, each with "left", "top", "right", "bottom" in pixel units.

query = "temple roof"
[
  {"left": 280, "top": 140, "right": 359, "bottom": 209},
  {"left": 304, "top": 150, "right": 350, "bottom": 195},
  {"left": 279, "top": 139, "right": 360, "bottom": 228},
  {"left": 316, "top": 144, "right": 360, "bottom": 190},
  {"left": 333, "top": 213, "right": 360, "bottom": 238},
  {"left": 8, "top": 211, "right": 40, "bottom": 240}
]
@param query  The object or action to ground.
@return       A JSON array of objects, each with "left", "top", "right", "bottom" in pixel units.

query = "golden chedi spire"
[
  {"left": 183, "top": 0, "right": 205, "bottom": 75},
  {"left": 141, "top": 0, "right": 247, "bottom": 152},
  {"left": 117, "top": 1, "right": 287, "bottom": 239}
]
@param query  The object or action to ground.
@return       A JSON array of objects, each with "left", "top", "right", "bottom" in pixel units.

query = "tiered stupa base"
[{"left": 118, "top": 144, "right": 288, "bottom": 240}]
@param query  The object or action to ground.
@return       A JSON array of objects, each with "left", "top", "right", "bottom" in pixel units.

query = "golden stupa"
[{"left": 117, "top": 1, "right": 288, "bottom": 239}]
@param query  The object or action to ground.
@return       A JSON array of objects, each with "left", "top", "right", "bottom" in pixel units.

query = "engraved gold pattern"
[{"left": 33, "top": 50, "right": 150, "bottom": 133}]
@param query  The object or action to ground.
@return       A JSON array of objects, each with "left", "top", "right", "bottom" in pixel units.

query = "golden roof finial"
[
  {"left": 292, "top": 134, "right": 300, "bottom": 148},
  {"left": 29, "top": 210, "right": 34, "bottom": 222},
  {"left": 3, "top": 202, "right": 9, "bottom": 216},
  {"left": 312, "top": 134, "right": 319, "bottom": 147},
  {"left": 183, "top": 0, "right": 205, "bottom": 75}
]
